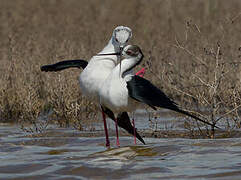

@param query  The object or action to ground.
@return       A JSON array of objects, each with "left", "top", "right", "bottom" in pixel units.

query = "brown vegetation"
[{"left": 0, "top": 0, "right": 240, "bottom": 136}]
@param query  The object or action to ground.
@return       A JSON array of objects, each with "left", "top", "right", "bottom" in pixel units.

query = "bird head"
[
  {"left": 97, "top": 45, "right": 144, "bottom": 63},
  {"left": 112, "top": 26, "right": 132, "bottom": 51},
  {"left": 121, "top": 45, "right": 144, "bottom": 62}
]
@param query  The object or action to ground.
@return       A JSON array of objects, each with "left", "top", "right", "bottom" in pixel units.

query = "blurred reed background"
[{"left": 0, "top": 0, "right": 240, "bottom": 134}]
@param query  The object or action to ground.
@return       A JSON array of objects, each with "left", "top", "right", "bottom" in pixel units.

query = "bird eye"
[
  {"left": 126, "top": 50, "right": 133, "bottom": 55},
  {"left": 115, "top": 37, "right": 119, "bottom": 42}
]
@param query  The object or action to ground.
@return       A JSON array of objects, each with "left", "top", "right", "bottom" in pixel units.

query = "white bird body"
[
  {"left": 79, "top": 54, "right": 117, "bottom": 102},
  {"left": 79, "top": 27, "right": 132, "bottom": 102},
  {"left": 41, "top": 29, "right": 147, "bottom": 146},
  {"left": 99, "top": 54, "right": 140, "bottom": 113}
]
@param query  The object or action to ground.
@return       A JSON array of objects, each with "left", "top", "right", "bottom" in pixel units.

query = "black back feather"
[
  {"left": 127, "top": 75, "right": 178, "bottom": 110},
  {"left": 127, "top": 75, "right": 220, "bottom": 129}
]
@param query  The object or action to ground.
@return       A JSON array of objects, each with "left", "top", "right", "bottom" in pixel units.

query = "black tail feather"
[
  {"left": 41, "top": 59, "right": 88, "bottom": 72},
  {"left": 117, "top": 112, "right": 145, "bottom": 145},
  {"left": 171, "top": 107, "right": 220, "bottom": 129}
]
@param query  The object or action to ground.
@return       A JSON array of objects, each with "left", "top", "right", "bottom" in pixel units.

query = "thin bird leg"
[
  {"left": 132, "top": 117, "right": 136, "bottom": 145},
  {"left": 101, "top": 110, "right": 110, "bottom": 147},
  {"left": 115, "top": 118, "right": 120, "bottom": 147},
  {"left": 131, "top": 68, "right": 145, "bottom": 144}
]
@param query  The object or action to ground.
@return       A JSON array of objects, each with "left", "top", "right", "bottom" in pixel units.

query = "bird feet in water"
[
  {"left": 132, "top": 118, "right": 137, "bottom": 145},
  {"left": 115, "top": 118, "right": 120, "bottom": 147}
]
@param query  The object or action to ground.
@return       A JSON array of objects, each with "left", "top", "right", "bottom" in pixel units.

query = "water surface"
[{"left": 0, "top": 124, "right": 241, "bottom": 180}]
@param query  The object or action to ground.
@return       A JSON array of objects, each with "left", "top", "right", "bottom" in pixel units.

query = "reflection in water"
[{"left": 0, "top": 125, "right": 241, "bottom": 179}]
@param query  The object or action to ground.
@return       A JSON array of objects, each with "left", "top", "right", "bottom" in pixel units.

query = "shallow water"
[{"left": 1, "top": 124, "right": 241, "bottom": 180}]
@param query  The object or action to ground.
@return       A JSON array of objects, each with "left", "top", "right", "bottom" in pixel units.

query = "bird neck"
[
  {"left": 115, "top": 57, "right": 138, "bottom": 77},
  {"left": 96, "top": 38, "right": 120, "bottom": 65}
]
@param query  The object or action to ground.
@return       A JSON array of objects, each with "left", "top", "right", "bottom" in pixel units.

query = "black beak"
[
  {"left": 96, "top": 52, "right": 121, "bottom": 56},
  {"left": 120, "top": 46, "right": 124, "bottom": 52}
]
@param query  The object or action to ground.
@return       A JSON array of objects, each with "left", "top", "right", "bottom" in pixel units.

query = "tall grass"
[{"left": 0, "top": 0, "right": 240, "bottom": 134}]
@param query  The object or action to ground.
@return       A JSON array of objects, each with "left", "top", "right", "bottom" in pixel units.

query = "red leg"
[
  {"left": 132, "top": 118, "right": 137, "bottom": 145},
  {"left": 101, "top": 110, "right": 110, "bottom": 147},
  {"left": 115, "top": 118, "right": 120, "bottom": 147},
  {"left": 136, "top": 68, "right": 145, "bottom": 77}
]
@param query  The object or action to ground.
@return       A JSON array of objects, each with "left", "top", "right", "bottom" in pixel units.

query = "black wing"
[
  {"left": 127, "top": 75, "right": 220, "bottom": 129},
  {"left": 127, "top": 75, "right": 178, "bottom": 110},
  {"left": 41, "top": 59, "right": 88, "bottom": 72},
  {"left": 101, "top": 106, "right": 145, "bottom": 144}
]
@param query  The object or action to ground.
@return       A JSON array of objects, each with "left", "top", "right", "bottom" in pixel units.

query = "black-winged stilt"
[
  {"left": 99, "top": 45, "right": 220, "bottom": 145},
  {"left": 41, "top": 26, "right": 145, "bottom": 146}
]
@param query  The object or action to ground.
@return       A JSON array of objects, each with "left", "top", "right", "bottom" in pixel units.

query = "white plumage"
[
  {"left": 41, "top": 28, "right": 147, "bottom": 146},
  {"left": 99, "top": 45, "right": 142, "bottom": 113},
  {"left": 79, "top": 26, "right": 132, "bottom": 102}
]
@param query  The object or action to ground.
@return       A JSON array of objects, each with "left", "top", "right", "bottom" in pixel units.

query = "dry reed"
[{"left": 0, "top": 0, "right": 240, "bottom": 136}]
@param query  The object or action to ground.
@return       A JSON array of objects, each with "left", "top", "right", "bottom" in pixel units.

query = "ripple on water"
[{"left": 1, "top": 126, "right": 241, "bottom": 179}]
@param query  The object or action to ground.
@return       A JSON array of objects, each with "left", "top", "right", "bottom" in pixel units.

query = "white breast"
[
  {"left": 79, "top": 58, "right": 115, "bottom": 102},
  {"left": 99, "top": 71, "right": 137, "bottom": 113}
]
